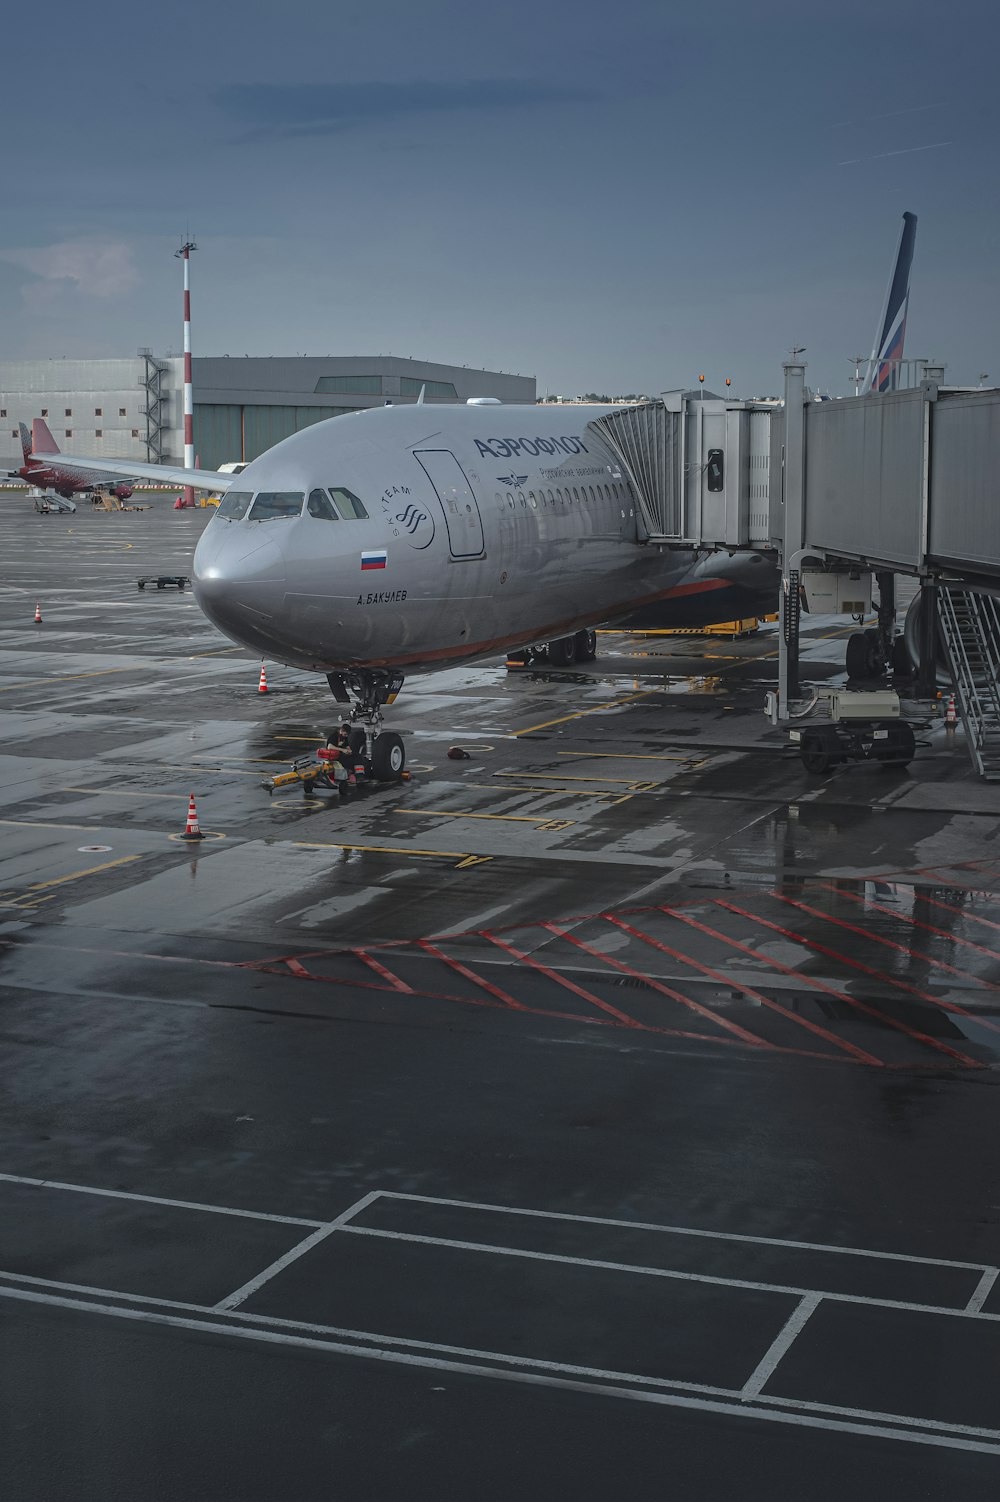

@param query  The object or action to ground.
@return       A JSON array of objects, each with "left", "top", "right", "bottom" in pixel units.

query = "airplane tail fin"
[
  {"left": 30, "top": 417, "right": 60, "bottom": 455},
  {"left": 18, "top": 423, "right": 33, "bottom": 466},
  {"left": 865, "top": 211, "right": 917, "bottom": 393}
]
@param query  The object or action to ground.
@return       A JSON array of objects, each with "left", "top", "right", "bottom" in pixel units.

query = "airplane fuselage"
[{"left": 193, "top": 403, "right": 772, "bottom": 674}]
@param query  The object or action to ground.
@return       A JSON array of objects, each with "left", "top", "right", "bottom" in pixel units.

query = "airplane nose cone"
[{"left": 193, "top": 526, "right": 287, "bottom": 646}]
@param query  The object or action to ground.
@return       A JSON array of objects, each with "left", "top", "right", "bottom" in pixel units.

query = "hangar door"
[{"left": 414, "top": 449, "right": 485, "bottom": 558}]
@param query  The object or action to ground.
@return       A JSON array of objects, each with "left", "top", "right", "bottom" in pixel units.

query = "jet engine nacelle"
[
  {"left": 112, "top": 482, "right": 134, "bottom": 500},
  {"left": 903, "top": 587, "right": 1000, "bottom": 686}
]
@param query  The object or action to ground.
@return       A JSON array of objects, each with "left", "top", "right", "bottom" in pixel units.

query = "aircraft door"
[{"left": 414, "top": 450, "right": 485, "bottom": 559}]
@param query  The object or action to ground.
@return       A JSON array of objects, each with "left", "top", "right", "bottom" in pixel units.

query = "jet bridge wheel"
[
  {"left": 877, "top": 721, "right": 916, "bottom": 768},
  {"left": 799, "top": 727, "right": 841, "bottom": 775},
  {"left": 371, "top": 731, "right": 405, "bottom": 781}
]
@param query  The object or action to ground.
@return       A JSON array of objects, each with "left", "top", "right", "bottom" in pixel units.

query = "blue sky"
[{"left": 3, "top": 0, "right": 997, "bottom": 397}]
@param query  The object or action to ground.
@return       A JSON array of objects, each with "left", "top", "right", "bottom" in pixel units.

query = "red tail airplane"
[{"left": 10, "top": 419, "right": 136, "bottom": 501}]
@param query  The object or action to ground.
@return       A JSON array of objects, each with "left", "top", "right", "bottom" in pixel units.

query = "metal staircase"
[{"left": 937, "top": 587, "right": 1000, "bottom": 779}]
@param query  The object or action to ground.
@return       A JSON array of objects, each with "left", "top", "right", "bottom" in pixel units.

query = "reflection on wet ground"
[{"left": 7, "top": 508, "right": 1000, "bottom": 1497}]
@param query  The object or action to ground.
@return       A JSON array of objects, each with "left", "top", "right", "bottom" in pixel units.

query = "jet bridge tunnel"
[{"left": 590, "top": 375, "right": 1000, "bottom": 778}]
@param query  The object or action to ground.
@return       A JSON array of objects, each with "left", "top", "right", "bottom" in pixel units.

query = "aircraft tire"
[
  {"left": 547, "top": 636, "right": 576, "bottom": 668},
  {"left": 574, "top": 629, "right": 597, "bottom": 662},
  {"left": 372, "top": 731, "right": 405, "bottom": 781},
  {"left": 846, "top": 631, "right": 881, "bottom": 679}
]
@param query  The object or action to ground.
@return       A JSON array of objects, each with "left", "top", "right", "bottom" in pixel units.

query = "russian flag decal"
[{"left": 361, "top": 549, "right": 388, "bottom": 571}]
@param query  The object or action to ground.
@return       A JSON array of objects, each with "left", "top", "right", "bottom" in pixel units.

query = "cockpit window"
[
  {"left": 307, "top": 488, "right": 339, "bottom": 520},
  {"left": 248, "top": 491, "right": 304, "bottom": 521},
  {"left": 328, "top": 487, "right": 368, "bottom": 520},
  {"left": 216, "top": 490, "right": 252, "bottom": 519}
]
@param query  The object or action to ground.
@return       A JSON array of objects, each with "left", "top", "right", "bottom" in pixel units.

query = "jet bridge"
[
  {"left": 772, "top": 361, "right": 1000, "bottom": 766},
  {"left": 588, "top": 392, "right": 774, "bottom": 550}
]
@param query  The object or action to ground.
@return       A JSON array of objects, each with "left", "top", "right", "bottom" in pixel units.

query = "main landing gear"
[
  {"left": 507, "top": 628, "right": 598, "bottom": 669},
  {"left": 325, "top": 669, "right": 407, "bottom": 781}
]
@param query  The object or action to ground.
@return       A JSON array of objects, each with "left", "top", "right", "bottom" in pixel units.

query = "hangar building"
[{"left": 0, "top": 355, "right": 535, "bottom": 474}]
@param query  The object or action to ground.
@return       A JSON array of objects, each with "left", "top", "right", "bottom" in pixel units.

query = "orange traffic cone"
[
  {"left": 945, "top": 693, "right": 958, "bottom": 728},
  {"left": 180, "top": 792, "right": 205, "bottom": 842},
  {"left": 258, "top": 661, "right": 269, "bottom": 694},
  {"left": 33, "top": 602, "right": 42, "bottom": 624}
]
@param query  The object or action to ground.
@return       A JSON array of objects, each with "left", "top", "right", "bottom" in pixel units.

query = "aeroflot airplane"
[{"left": 44, "top": 400, "right": 774, "bottom": 771}]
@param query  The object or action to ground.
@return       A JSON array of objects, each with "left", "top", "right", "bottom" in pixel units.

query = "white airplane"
[{"left": 50, "top": 400, "right": 775, "bottom": 775}]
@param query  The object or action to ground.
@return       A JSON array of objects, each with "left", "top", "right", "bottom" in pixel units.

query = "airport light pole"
[
  {"left": 175, "top": 240, "right": 197, "bottom": 507},
  {"left": 777, "top": 355, "right": 807, "bottom": 718}
]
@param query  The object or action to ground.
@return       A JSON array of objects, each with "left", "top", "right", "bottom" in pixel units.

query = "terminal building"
[{"left": 0, "top": 355, "right": 535, "bottom": 474}]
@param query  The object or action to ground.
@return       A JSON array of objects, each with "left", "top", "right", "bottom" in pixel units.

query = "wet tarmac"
[{"left": 2, "top": 502, "right": 1000, "bottom": 1498}]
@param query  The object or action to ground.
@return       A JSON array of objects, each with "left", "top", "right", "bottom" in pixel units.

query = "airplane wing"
[{"left": 23, "top": 451, "right": 236, "bottom": 491}]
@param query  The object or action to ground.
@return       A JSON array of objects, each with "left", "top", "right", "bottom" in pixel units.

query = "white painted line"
[
  {"left": 0, "top": 1171, "right": 324, "bottom": 1228},
  {"left": 336, "top": 1225, "right": 1000, "bottom": 1320},
  {"left": 966, "top": 1268, "right": 999, "bottom": 1315},
  {"left": 2, "top": 1284, "right": 999, "bottom": 1456},
  {"left": 215, "top": 1192, "right": 382, "bottom": 1311},
  {"left": 0, "top": 1268, "right": 734, "bottom": 1397},
  {"left": 374, "top": 1192, "right": 992, "bottom": 1275},
  {"left": 741, "top": 1293, "right": 821, "bottom": 1400},
  {"left": 754, "top": 1391, "right": 1000, "bottom": 1442}
]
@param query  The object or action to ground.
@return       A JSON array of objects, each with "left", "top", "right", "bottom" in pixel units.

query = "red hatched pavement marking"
[
  {"left": 602, "top": 914, "right": 883, "bottom": 1066},
  {"left": 351, "top": 949, "right": 414, "bottom": 993},
  {"left": 772, "top": 893, "right": 1000, "bottom": 1034},
  {"left": 540, "top": 921, "right": 770, "bottom": 1050},
  {"left": 480, "top": 932, "right": 646, "bottom": 1028},
  {"left": 415, "top": 940, "right": 525, "bottom": 1008},
  {"left": 708, "top": 901, "right": 983, "bottom": 1068},
  {"left": 816, "top": 883, "right": 1000, "bottom": 977}
]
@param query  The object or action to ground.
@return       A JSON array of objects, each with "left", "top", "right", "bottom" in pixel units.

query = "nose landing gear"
[{"left": 325, "top": 669, "right": 407, "bottom": 781}]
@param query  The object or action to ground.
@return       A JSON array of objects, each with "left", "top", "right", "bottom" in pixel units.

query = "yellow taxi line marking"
[
  {"left": 512, "top": 689, "right": 661, "bottom": 736},
  {"left": 191, "top": 757, "right": 282, "bottom": 765},
  {"left": 557, "top": 751, "right": 697, "bottom": 762},
  {"left": 63, "top": 787, "right": 184, "bottom": 801},
  {"left": 153, "top": 764, "right": 263, "bottom": 777},
  {"left": 293, "top": 841, "right": 492, "bottom": 866},
  {"left": 495, "top": 771, "right": 654, "bottom": 786},
  {"left": 25, "top": 854, "right": 143, "bottom": 894},
  {"left": 0, "top": 819, "right": 102, "bottom": 831},
  {"left": 469, "top": 782, "right": 621, "bottom": 798},
  {"left": 396, "top": 808, "right": 543, "bottom": 825},
  {"left": 0, "top": 666, "right": 137, "bottom": 693}
]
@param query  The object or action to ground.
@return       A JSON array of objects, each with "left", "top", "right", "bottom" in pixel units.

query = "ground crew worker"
[{"left": 322, "top": 724, "right": 356, "bottom": 796}]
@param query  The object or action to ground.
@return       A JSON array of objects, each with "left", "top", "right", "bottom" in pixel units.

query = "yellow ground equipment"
[{"left": 91, "top": 493, "right": 150, "bottom": 512}]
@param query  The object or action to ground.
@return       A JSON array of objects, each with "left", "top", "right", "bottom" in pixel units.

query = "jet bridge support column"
[
  {"left": 876, "top": 570, "right": 896, "bottom": 669},
  {"left": 916, "top": 578, "right": 939, "bottom": 700},
  {"left": 777, "top": 360, "right": 806, "bottom": 719}
]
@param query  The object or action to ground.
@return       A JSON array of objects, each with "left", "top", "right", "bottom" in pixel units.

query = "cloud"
[
  {"left": 838, "top": 141, "right": 952, "bottom": 166},
  {"left": 0, "top": 239, "right": 139, "bottom": 308},
  {"left": 217, "top": 78, "right": 594, "bottom": 139}
]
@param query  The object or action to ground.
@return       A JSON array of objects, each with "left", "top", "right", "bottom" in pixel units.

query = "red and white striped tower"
[{"left": 175, "top": 240, "right": 198, "bottom": 507}]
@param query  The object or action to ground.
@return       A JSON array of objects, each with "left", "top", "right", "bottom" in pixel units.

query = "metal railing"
[{"left": 937, "top": 587, "right": 1000, "bottom": 779}]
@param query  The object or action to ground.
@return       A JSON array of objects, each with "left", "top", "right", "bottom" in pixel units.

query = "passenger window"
[
  {"left": 307, "top": 488, "right": 338, "bottom": 520},
  {"left": 507, "top": 492, "right": 515, "bottom": 510},
  {"left": 528, "top": 492, "right": 537, "bottom": 508},
  {"left": 249, "top": 491, "right": 304, "bottom": 521},
  {"left": 328, "top": 487, "right": 368, "bottom": 520},
  {"left": 518, "top": 492, "right": 526, "bottom": 508},
  {"left": 216, "top": 490, "right": 252, "bottom": 520},
  {"left": 548, "top": 489, "right": 555, "bottom": 506},
  {"left": 572, "top": 487, "right": 580, "bottom": 503}
]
